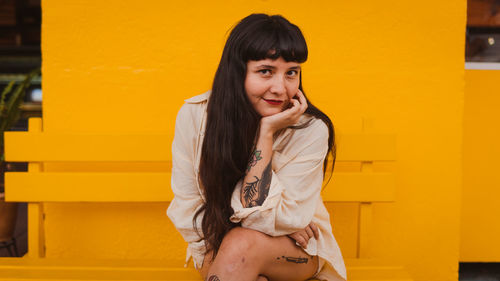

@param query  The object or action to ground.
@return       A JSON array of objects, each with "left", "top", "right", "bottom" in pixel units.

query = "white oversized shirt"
[{"left": 166, "top": 91, "right": 347, "bottom": 281}]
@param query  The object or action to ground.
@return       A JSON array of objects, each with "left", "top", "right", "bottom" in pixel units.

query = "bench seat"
[{"left": 0, "top": 257, "right": 412, "bottom": 281}]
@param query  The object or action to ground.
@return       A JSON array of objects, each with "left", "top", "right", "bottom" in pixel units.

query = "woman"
[{"left": 167, "top": 13, "right": 347, "bottom": 281}]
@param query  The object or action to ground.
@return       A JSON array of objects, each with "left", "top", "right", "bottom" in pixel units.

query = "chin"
[{"left": 259, "top": 109, "right": 281, "bottom": 117}]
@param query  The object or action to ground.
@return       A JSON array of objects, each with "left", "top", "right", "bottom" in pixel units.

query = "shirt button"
[{"left": 200, "top": 131, "right": 205, "bottom": 136}]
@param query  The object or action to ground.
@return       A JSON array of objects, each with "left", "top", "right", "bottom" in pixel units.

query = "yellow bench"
[{"left": 0, "top": 117, "right": 412, "bottom": 281}]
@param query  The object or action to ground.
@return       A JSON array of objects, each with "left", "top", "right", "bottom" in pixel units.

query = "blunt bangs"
[{"left": 239, "top": 15, "right": 308, "bottom": 63}]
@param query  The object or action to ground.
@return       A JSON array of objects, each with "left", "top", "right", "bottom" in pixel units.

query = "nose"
[{"left": 270, "top": 75, "right": 286, "bottom": 96}]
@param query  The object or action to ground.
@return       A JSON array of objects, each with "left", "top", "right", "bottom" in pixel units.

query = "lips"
[{"left": 263, "top": 98, "right": 283, "bottom": 105}]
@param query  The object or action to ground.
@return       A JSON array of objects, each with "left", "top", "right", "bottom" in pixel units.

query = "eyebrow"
[{"left": 256, "top": 64, "right": 301, "bottom": 70}]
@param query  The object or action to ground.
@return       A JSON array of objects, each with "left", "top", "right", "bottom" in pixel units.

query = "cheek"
[
  {"left": 245, "top": 77, "right": 266, "bottom": 98},
  {"left": 287, "top": 84, "right": 299, "bottom": 99},
  {"left": 282, "top": 84, "right": 299, "bottom": 109}
]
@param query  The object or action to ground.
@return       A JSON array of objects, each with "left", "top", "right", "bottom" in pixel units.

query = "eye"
[
  {"left": 287, "top": 70, "right": 299, "bottom": 77},
  {"left": 258, "top": 69, "right": 272, "bottom": 75}
]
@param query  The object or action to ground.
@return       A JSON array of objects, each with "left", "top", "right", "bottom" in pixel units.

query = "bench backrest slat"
[
  {"left": 5, "top": 132, "right": 174, "bottom": 162},
  {"left": 5, "top": 133, "right": 395, "bottom": 162},
  {"left": 5, "top": 171, "right": 394, "bottom": 203}
]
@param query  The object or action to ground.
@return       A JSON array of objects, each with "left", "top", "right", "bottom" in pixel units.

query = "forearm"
[{"left": 241, "top": 126, "right": 274, "bottom": 208}]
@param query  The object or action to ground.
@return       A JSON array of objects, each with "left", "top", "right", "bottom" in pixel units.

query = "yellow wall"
[
  {"left": 460, "top": 70, "right": 500, "bottom": 261},
  {"left": 41, "top": 1, "right": 465, "bottom": 280}
]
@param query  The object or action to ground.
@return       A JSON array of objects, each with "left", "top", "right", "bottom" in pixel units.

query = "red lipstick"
[{"left": 263, "top": 99, "right": 283, "bottom": 105}]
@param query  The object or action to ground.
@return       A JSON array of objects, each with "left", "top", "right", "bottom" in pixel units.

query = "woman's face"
[{"left": 244, "top": 57, "right": 301, "bottom": 117}]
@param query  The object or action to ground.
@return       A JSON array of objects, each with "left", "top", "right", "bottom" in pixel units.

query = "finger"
[
  {"left": 284, "top": 98, "right": 301, "bottom": 117},
  {"left": 305, "top": 226, "right": 314, "bottom": 239},
  {"left": 292, "top": 231, "right": 308, "bottom": 248},
  {"left": 296, "top": 89, "right": 306, "bottom": 104},
  {"left": 300, "top": 99, "right": 308, "bottom": 114},
  {"left": 290, "top": 232, "right": 305, "bottom": 247},
  {"left": 289, "top": 98, "right": 300, "bottom": 111},
  {"left": 288, "top": 234, "right": 301, "bottom": 248},
  {"left": 309, "top": 222, "right": 320, "bottom": 239},
  {"left": 296, "top": 234, "right": 308, "bottom": 248},
  {"left": 293, "top": 97, "right": 307, "bottom": 120},
  {"left": 299, "top": 232, "right": 310, "bottom": 248},
  {"left": 296, "top": 89, "right": 308, "bottom": 113},
  {"left": 289, "top": 232, "right": 300, "bottom": 242}
]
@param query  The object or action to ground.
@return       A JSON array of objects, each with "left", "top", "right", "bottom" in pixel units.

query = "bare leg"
[{"left": 198, "top": 227, "right": 318, "bottom": 281}]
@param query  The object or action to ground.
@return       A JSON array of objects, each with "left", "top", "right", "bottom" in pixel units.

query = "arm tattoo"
[
  {"left": 243, "top": 176, "right": 260, "bottom": 207},
  {"left": 276, "top": 256, "right": 309, "bottom": 264},
  {"left": 243, "top": 161, "right": 272, "bottom": 207},
  {"left": 255, "top": 161, "right": 272, "bottom": 205},
  {"left": 207, "top": 275, "right": 221, "bottom": 281},
  {"left": 247, "top": 149, "right": 263, "bottom": 172}
]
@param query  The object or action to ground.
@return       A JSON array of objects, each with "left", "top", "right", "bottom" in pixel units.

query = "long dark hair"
[{"left": 193, "top": 13, "right": 336, "bottom": 259}]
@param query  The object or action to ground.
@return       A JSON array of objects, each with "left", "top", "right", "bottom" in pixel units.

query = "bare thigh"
[{"left": 198, "top": 227, "right": 319, "bottom": 281}]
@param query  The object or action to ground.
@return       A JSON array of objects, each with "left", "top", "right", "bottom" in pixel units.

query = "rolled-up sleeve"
[
  {"left": 230, "top": 119, "right": 329, "bottom": 236},
  {"left": 166, "top": 103, "right": 204, "bottom": 248}
]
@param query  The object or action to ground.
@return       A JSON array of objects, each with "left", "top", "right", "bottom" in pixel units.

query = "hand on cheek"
[{"left": 261, "top": 89, "right": 308, "bottom": 134}]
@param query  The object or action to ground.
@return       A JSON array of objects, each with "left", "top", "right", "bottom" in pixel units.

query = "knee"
[{"left": 218, "top": 227, "right": 267, "bottom": 258}]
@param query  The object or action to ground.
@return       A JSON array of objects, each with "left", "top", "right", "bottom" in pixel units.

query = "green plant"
[{"left": 0, "top": 67, "right": 41, "bottom": 163}]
